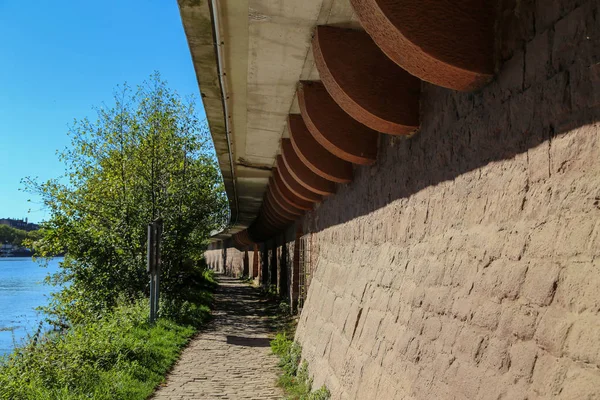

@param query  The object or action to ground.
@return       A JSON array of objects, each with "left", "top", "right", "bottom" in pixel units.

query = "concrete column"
[
  {"left": 252, "top": 244, "right": 259, "bottom": 279},
  {"left": 270, "top": 238, "right": 278, "bottom": 286},
  {"left": 243, "top": 250, "right": 249, "bottom": 277},
  {"left": 261, "top": 243, "right": 269, "bottom": 286}
]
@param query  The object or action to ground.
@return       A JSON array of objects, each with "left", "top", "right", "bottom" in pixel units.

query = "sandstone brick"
[
  {"left": 570, "top": 62, "right": 600, "bottom": 110},
  {"left": 525, "top": 30, "right": 550, "bottom": 88},
  {"left": 471, "top": 299, "right": 502, "bottom": 331},
  {"left": 535, "top": 0, "right": 561, "bottom": 32},
  {"left": 562, "top": 313, "right": 600, "bottom": 366},
  {"left": 552, "top": 2, "right": 597, "bottom": 73},
  {"left": 534, "top": 307, "right": 575, "bottom": 355},
  {"left": 449, "top": 361, "right": 483, "bottom": 400},
  {"left": 521, "top": 261, "right": 561, "bottom": 305},
  {"left": 554, "top": 260, "right": 600, "bottom": 313},
  {"left": 498, "top": 49, "right": 524, "bottom": 100},
  {"left": 529, "top": 353, "right": 569, "bottom": 397},
  {"left": 554, "top": 215, "right": 596, "bottom": 258},
  {"left": 474, "top": 259, "right": 528, "bottom": 301},
  {"left": 557, "top": 363, "right": 600, "bottom": 399},
  {"left": 455, "top": 326, "right": 487, "bottom": 361},
  {"left": 525, "top": 219, "right": 560, "bottom": 258},
  {"left": 328, "top": 332, "right": 349, "bottom": 376},
  {"left": 508, "top": 340, "right": 539, "bottom": 380},
  {"left": 479, "top": 337, "right": 511, "bottom": 372},
  {"left": 498, "top": 303, "right": 538, "bottom": 340}
]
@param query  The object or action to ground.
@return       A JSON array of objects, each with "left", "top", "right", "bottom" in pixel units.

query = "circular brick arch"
[
  {"left": 313, "top": 26, "right": 420, "bottom": 135},
  {"left": 288, "top": 114, "right": 353, "bottom": 183},
  {"left": 261, "top": 201, "right": 286, "bottom": 226},
  {"left": 264, "top": 191, "right": 297, "bottom": 222},
  {"left": 276, "top": 156, "right": 322, "bottom": 203},
  {"left": 272, "top": 168, "right": 315, "bottom": 211},
  {"left": 350, "top": 0, "right": 494, "bottom": 91},
  {"left": 298, "top": 81, "right": 378, "bottom": 165},
  {"left": 281, "top": 139, "right": 336, "bottom": 196},
  {"left": 267, "top": 183, "right": 304, "bottom": 216}
]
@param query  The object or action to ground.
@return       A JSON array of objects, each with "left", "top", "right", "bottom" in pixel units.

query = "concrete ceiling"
[{"left": 179, "top": 0, "right": 361, "bottom": 235}]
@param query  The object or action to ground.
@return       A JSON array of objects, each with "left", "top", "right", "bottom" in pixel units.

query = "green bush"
[
  {"left": 0, "top": 300, "right": 197, "bottom": 400},
  {"left": 270, "top": 333, "right": 330, "bottom": 400}
]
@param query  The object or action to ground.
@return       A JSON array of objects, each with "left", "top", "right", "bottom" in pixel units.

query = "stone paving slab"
[{"left": 152, "top": 276, "right": 283, "bottom": 400}]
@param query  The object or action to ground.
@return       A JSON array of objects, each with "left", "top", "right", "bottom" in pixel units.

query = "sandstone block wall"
[{"left": 295, "top": 1, "right": 600, "bottom": 398}]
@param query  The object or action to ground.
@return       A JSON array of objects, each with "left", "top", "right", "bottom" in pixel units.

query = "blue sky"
[{"left": 0, "top": 1, "right": 207, "bottom": 223}]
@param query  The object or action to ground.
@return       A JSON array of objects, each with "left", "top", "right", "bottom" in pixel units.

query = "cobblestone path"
[{"left": 152, "top": 276, "right": 283, "bottom": 399}]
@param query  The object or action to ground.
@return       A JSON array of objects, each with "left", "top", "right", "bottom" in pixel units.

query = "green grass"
[
  {"left": 0, "top": 270, "right": 217, "bottom": 400},
  {"left": 270, "top": 333, "right": 330, "bottom": 400}
]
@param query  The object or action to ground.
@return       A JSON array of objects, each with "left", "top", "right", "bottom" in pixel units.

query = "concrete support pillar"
[
  {"left": 243, "top": 250, "right": 249, "bottom": 277},
  {"left": 312, "top": 26, "right": 420, "bottom": 135},
  {"left": 350, "top": 0, "right": 494, "bottom": 91},
  {"left": 270, "top": 239, "right": 278, "bottom": 286},
  {"left": 261, "top": 243, "right": 269, "bottom": 286},
  {"left": 252, "top": 244, "right": 259, "bottom": 279},
  {"left": 278, "top": 238, "right": 288, "bottom": 298},
  {"left": 291, "top": 226, "right": 302, "bottom": 312}
]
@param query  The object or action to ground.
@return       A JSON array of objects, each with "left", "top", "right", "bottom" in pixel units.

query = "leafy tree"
[
  {"left": 23, "top": 72, "right": 228, "bottom": 324},
  {"left": 0, "top": 225, "right": 27, "bottom": 246}
]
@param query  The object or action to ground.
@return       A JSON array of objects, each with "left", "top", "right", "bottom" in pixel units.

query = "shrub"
[
  {"left": 270, "top": 333, "right": 330, "bottom": 400},
  {"left": 0, "top": 299, "right": 197, "bottom": 400}
]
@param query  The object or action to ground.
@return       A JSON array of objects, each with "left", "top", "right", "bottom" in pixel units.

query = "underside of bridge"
[
  {"left": 178, "top": 0, "right": 494, "bottom": 243},
  {"left": 179, "top": 0, "right": 600, "bottom": 398}
]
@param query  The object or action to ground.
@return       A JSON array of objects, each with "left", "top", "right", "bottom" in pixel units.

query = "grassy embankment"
[
  {"left": 0, "top": 271, "right": 216, "bottom": 400},
  {"left": 267, "top": 296, "right": 330, "bottom": 400}
]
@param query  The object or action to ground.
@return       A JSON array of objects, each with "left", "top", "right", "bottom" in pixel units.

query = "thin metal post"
[
  {"left": 153, "top": 220, "right": 162, "bottom": 320},
  {"left": 147, "top": 223, "right": 156, "bottom": 323}
]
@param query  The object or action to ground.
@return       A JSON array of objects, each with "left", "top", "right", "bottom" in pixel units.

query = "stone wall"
[
  {"left": 295, "top": 0, "right": 600, "bottom": 398},
  {"left": 205, "top": 244, "right": 245, "bottom": 277}
]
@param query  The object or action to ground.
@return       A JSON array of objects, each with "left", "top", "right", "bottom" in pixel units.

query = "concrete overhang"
[{"left": 178, "top": 0, "right": 361, "bottom": 239}]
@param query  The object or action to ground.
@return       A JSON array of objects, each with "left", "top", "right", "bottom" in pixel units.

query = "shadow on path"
[{"left": 152, "top": 275, "right": 283, "bottom": 399}]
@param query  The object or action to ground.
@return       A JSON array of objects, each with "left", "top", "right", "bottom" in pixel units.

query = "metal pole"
[
  {"left": 154, "top": 220, "right": 162, "bottom": 319},
  {"left": 147, "top": 222, "right": 156, "bottom": 323}
]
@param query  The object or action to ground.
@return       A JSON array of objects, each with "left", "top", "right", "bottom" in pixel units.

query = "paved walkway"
[{"left": 152, "top": 276, "right": 283, "bottom": 399}]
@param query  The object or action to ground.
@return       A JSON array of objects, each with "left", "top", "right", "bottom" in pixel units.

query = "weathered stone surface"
[{"left": 294, "top": 1, "right": 600, "bottom": 399}]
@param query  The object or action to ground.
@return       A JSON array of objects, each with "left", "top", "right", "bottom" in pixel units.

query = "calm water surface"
[{"left": 0, "top": 257, "right": 61, "bottom": 356}]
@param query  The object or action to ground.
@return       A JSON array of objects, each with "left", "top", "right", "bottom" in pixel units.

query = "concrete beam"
[
  {"left": 350, "top": 0, "right": 494, "bottom": 91},
  {"left": 298, "top": 81, "right": 378, "bottom": 164},
  {"left": 288, "top": 115, "right": 353, "bottom": 183},
  {"left": 312, "top": 26, "right": 420, "bottom": 135}
]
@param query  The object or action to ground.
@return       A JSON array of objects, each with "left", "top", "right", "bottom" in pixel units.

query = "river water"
[{"left": 0, "top": 257, "right": 61, "bottom": 356}]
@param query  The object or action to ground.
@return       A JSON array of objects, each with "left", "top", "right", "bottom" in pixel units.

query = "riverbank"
[
  {"left": 0, "top": 270, "right": 216, "bottom": 400},
  {"left": 0, "top": 257, "right": 61, "bottom": 356}
]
